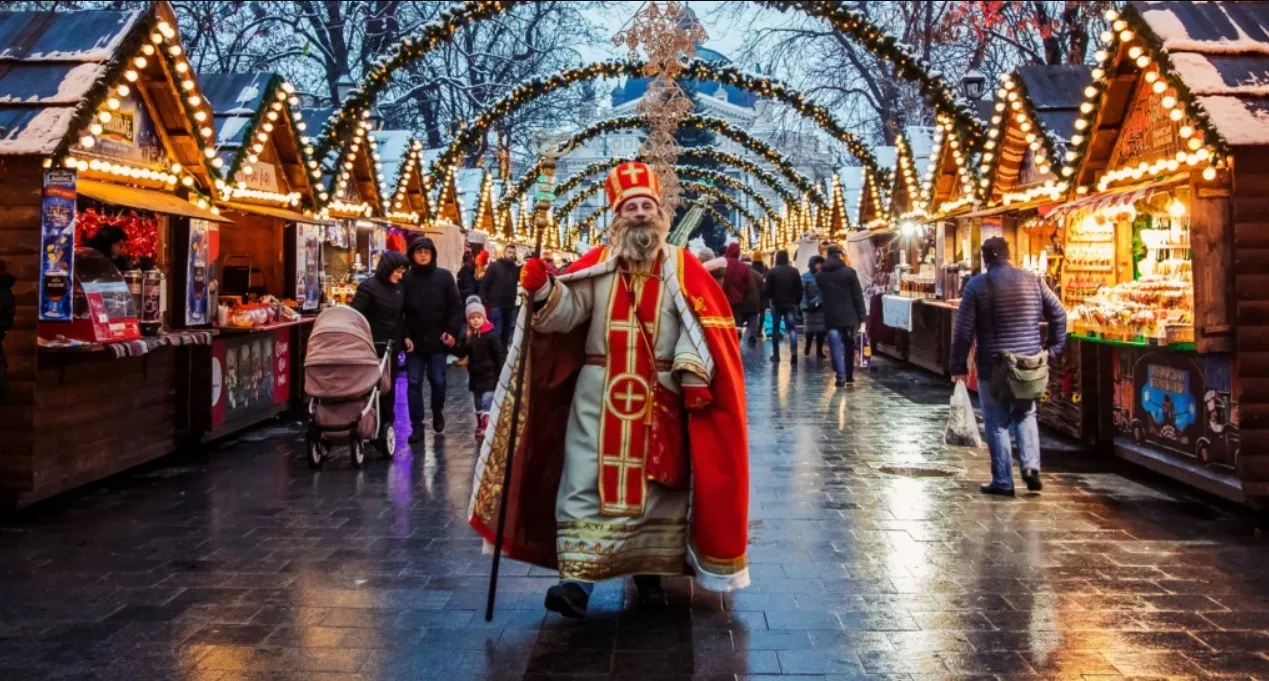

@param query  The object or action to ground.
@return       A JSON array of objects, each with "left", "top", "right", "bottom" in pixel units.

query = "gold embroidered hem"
[
  {"left": 557, "top": 518, "right": 687, "bottom": 581},
  {"left": 691, "top": 547, "right": 749, "bottom": 575},
  {"left": 672, "top": 356, "right": 709, "bottom": 383}
]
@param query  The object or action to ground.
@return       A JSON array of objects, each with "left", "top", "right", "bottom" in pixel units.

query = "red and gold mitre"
[{"left": 605, "top": 161, "right": 661, "bottom": 211}]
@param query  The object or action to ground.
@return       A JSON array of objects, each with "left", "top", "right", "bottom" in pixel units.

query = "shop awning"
[
  {"left": 959, "top": 202, "right": 1053, "bottom": 219},
  {"left": 220, "top": 201, "right": 322, "bottom": 224},
  {"left": 1046, "top": 175, "right": 1187, "bottom": 222},
  {"left": 76, "top": 179, "right": 231, "bottom": 223}
]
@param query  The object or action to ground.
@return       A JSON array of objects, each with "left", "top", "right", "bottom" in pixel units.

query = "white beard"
[{"left": 612, "top": 218, "right": 666, "bottom": 263}]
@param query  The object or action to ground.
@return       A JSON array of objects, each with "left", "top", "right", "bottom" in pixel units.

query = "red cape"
[{"left": 467, "top": 245, "right": 750, "bottom": 588}]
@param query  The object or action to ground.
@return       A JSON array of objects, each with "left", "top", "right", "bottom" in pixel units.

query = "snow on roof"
[
  {"left": 0, "top": 9, "right": 144, "bottom": 156},
  {"left": 0, "top": 62, "right": 104, "bottom": 105},
  {"left": 903, "top": 126, "right": 935, "bottom": 179},
  {"left": 0, "top": 9, "right": 140, "bottom": 62},
  {"left": 874, "top": 146, "right": 898, "bottom": 170},
  {"left": 1134, "top": 0, "right": 1269, "bottom": 55},
  {"left": 1132, "top": 1, "right": 1269, "bottom": 145}
]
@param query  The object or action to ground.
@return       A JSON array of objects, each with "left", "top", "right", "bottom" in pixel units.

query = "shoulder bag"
[{"left": 984, "top": 269, "right": 1049, "bottom": 402}]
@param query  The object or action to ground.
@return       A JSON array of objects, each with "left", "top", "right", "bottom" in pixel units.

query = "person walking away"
[
  {"left": 751, "top": 256, "right": 770, "bottom": 342},
  {"left": 801, "top": 255, "right": 827, "bottom": 358},
  {"left": 722, "top": 243, "right": 752, "bottom": 341},
  {"left": 480, "top": 244, "right": 521, "bottom": 349},
  {"left": 0, "top": 260, "right": 14, "bottom": 404},
  {"left": 350, "top": 251, "right": 409, "bottom": 434},
  {"left": 764, "top": 250, "right": 802, "bottom": 362},
  {"left": 454, "top": 296, "right": 505, "bottom": 440},
  {"left": 746, "top": 256, "right": 766, "bottom": 344},
  {"left": 950, "top": 237, "right": 1066, "bottom": 496},
  {"left": 816, "top": 245, "right": 867, "bottom": 387},
  {"left": 457, "top": 250, "right": 478, "bottom": 302},
  {"left": 402, "top": 237, "right": 461, "bottom": 442}
]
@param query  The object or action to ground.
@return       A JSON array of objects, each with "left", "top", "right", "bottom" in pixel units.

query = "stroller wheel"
[
  {"left": 378, "top": 424, "right": 396, "bottom": 459},
  {"left": 350, "top": 437, "right": 365, "bottom": 469},
  {"left": 306, "top": 431, "right": 325, "bottom": 470}
]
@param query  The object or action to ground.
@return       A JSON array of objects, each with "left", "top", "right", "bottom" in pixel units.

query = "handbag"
[{"left": 984, "top": 269, "right": 1049, "bottom": 402}]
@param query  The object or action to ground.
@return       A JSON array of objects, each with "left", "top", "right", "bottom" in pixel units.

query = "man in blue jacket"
[
  {"left": 950, "top": 237, "right": 1066, "bottom": 496},
  {"left": 402, "top": 237, "right": 462, "bottom": 442}
]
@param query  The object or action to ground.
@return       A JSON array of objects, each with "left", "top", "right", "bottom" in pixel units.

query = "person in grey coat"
[
  {"left": 950, "top": 237, "right": 1066, "bottom": 497},
  {"left": 800, "top": 255, "right": 826, "bottom": 358}
]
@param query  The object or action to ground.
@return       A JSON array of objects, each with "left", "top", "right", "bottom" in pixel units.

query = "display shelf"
[
  {"left": 1068, "top": 330, "right": 1195, "bottom": 352},
  {"left": 215, "top": 317, "right": 314, "bottom": 334}
]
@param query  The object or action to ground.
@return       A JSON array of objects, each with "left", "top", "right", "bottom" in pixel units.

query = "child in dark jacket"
[{"left": 455, "top": 296, "right": 506, "bottom": 439}]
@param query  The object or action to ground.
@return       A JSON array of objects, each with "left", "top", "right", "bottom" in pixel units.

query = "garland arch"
[
  {"left": 549, "top": 160, "right": 781, "bottom": 226},
  {"left": 498, "top": 114, "right": 824, "bottom": 212},
  {"left": 427, "top": 59, "right": 887, "bottom": 189},
  {"left": 547, "top": 151, "right": 800, "bottom": 216},
  {"left": 680, "top": 180, "right": 760, "bottom": 227},
  {"left": 316, "top": 0, "right": 982, "bottom": 159}
]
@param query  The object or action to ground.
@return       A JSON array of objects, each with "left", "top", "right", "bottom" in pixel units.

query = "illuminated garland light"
[
  {"left": 681, "top": 147, "right": 805, "bottom": 207},
  {"left": 977, "top": 71, "right": 1064, "bottom": 206},
  {"left": 386, "top": 138, "right": 426, "bottom": 225},
  {"left": 324, "top": 113, "right": 387, "bottom": 217},
  {"left": 892, "top": 132, "right": 927, "bottom": 218},
  {"left": 469, "top": 171, "right": 496, "bottom": 231},
  {"left": 429, "top": 58, "right": 889, "bottom": 197},
  {"left": 64, "top": 13, "right": 220, "bottom": 196},
  {"left": 319, "top": 0, "right": 976, "bottom": 164},
  {"left": 920, "top": 114, "right": 977, "bottom": 217},
  {"left": 1064, "top": 5, "right": 1227, "bottom": 193},
  {"left": 226, "top": 186, "right": 303, "bottom": 206},
  {"left": 218, "top": 77, "right": 320, "bottom": 204},
  {"left": 682, "top": 180, "right": 759, "bottom": 227}
]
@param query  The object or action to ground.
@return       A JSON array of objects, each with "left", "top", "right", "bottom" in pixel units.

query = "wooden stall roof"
[
  {"left": 0, "top": 3, "right": 219, "bottom": 191},
  {"left": 201, "top": 71, "right": 320, "bottom": 210},
  {"left": 372, "top": 129, "right": 429, "bottom": 227},
  {"left": 470, "top": 171, "right": 496, "bottom": 233},
  {"left": 305, "top": 106, "right": 386, "bottom": 218},
  {"left": 981, "top": 65, "right": 1091, "bottom": 207},
  {"left": 889, "top": 126, "right": 934, "bottom": 219}
]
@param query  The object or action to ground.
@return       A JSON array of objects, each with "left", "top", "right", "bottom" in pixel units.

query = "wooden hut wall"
[
  {"left": 1233, "top": 147, "right": 1269, "bottom": 495},
  {"left": 0, "top": 159, "right": 42, "bottom": 502}
]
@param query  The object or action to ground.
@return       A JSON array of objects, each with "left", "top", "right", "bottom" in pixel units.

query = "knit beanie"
[{"left": 465, "top": 295, "right": 485, "bottom": 319}]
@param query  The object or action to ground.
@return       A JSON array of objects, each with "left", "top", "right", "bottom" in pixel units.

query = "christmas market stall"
[
  {"left": 1053, "top": 1, "right": 1255, "bottom": 501},
  {"left": 0, "top": 4, "right": 231, "bottom": 506},
  {"left": 187, "top": 71, "right": 324, "bottom": 442},
  {"left": 305, "top": 106, "right": 388, "bottom": 305},
  {"left": 373, "top": 129, "right": 430, "bottom": 253},
  {"left": 973, "top": 64, "right": 1092, "bottom": 440}
]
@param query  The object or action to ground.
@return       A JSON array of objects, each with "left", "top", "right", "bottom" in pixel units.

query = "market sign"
[
  {"left": 38, "top": 170, "right": 76, "bottom": 322},
  {"left": 1108, "top": 80, "right": 1183, "bottom": 172},
  {"left": 234, "top": 161, "right": 280, "bottom": 193},
  {"left": 71, "top": 89, "right": 166, "bottom": 170}
]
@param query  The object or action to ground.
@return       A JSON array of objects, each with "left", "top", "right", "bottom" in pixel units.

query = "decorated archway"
[
  {"left": 315, "top": 0, "right": 982, "bottom": 160},
  {"left": 545, "top": 152, "right": 801, "bottom": 217},
  {"left": 498, "top": 114, "right": 825, "bottom": 211},
  {"left": 546, "top": 158, "right": 781, "bottom": 224},
  {"left": 680, "top": 181, "right": 760, "bottom": 227},
  {"left": 426, "top": 59, "right": 886, "bottom": 189}
]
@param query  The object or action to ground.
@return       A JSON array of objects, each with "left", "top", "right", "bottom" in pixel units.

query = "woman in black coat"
[{"left": 351, "top": 250, "right": 409, "bottom": 427}]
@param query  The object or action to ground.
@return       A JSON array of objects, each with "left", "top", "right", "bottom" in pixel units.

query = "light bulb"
[
  {"left": 1203, "top": 166, "right": 1217, "bottom": 181},
  {"left": 98, "top": 110, "right": 112, "bottom": 123},
  {"left": 133, "top": 56, "right": 147, "bottom": 68},
  {"left": 80, "top": 135, "right": 95, "bottom": 148}
]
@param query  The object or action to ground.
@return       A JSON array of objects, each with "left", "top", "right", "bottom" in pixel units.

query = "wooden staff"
[{"left": 485, "top": 145, "right": 559, "bottom": 622}]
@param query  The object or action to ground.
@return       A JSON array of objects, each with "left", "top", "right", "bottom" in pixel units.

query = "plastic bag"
[{"left": 945, "top": 380, "right": 981, "bottom": 447}]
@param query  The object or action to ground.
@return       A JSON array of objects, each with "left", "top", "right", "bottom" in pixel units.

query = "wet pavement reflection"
[{"left": 4, "top": 352, "right": 1269, "bottom": 680}]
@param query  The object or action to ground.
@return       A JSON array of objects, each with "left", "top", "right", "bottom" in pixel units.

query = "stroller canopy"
[{"left": 305, "top": 306, "right": 383, "bottom": 399}]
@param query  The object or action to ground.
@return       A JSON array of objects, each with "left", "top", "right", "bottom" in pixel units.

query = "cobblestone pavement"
[{"left": 4, "top": 351, "right": 1269, "bottom": 681}]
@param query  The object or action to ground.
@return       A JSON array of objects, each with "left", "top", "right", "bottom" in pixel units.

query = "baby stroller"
[{"left": 304, "top": 306, "right": 395, "bottom": 468}]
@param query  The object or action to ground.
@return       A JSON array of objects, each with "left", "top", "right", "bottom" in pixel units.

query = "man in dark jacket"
[
  {"left": 0, "top": 260, "right": 14, "bottom": 404},
  {"left": 402, "top": 237, "right": 462, "bottom": 441},
  {"left": 457, "top": 250, "right": 478, "bottom": 302},
  {"left": 351, "top": 251, "right": 409, "bottom": 434},
  {"left": 950, "top": 237, "right": 1066, "bottom": 497},
  {"left": 815, "top": 245, "right": 867, "bottom": 387},
  {"left": 764, "top": 250, "right": 803, "bottom": 362},
  {"left": 480, "top": 244, "right": 521, "bottom": 349}
]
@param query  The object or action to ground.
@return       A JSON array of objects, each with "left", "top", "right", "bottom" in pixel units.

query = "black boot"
[
  {"left": 545, "top": 582, "right": 590, "bottom": 619},
  {"left": 432, "top": 409, "right": 445, "bottom": 434},
  {"left": 803, "top": 336, "right": 812, "bottom": 356},
  {"left": 633, "top": 575, "right": 667, "bottom": 609},
  {"left": 816, "top": 334, "right": 826, "bottom": 359}
]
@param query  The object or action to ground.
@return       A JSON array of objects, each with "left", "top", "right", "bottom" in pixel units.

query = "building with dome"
[{"left": 556, "top": 44, "right": 839, "bottom": 239}]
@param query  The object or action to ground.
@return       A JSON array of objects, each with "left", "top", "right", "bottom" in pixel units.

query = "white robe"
[{"left": 531, "top": 245, "right": 712, "bottom": 582}]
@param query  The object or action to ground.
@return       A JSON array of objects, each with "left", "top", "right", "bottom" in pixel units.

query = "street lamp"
[{"left": 961, "top": 70, "right": 987, "bottom": 100}]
